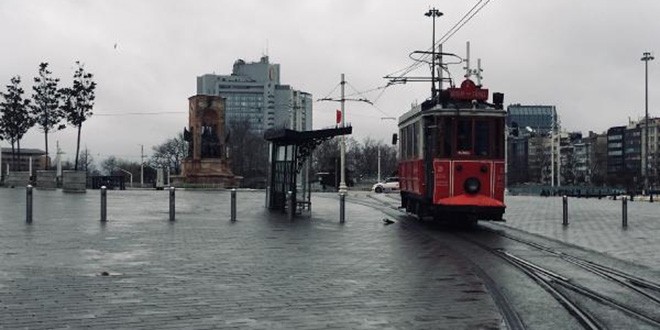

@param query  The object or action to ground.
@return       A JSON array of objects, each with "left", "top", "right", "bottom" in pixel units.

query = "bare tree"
[
  {"left": 78, "top": 147, "right": 99, "bottom": 176},
  {"left": 151, "top": 133, "right": 188, "bottom": 174}
]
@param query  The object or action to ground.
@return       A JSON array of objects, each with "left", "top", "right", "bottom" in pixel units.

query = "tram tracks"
[
  {"left": 341, "top": 193, "right": 660, "bottom": 329},
  {"left": 476, "top": 241, "right": 660, "bottom": 329}
]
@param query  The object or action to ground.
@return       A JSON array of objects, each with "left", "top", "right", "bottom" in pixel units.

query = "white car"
[{"left": 372, "top": 177, "right": 400, "bottom": 193}]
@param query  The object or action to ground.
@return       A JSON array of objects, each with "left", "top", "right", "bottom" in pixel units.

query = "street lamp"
[
  {"left": 642, "top": 51, "right": 654, "bottom": 194},
  {"left": 425, "top": 8, "right": 443, "bottom": 98},
  {"left": 379, "top": 117, "right": 398, "bottom": 182}
]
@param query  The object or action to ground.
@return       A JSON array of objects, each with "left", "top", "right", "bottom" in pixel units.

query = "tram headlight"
[{"left": 464, "top": 177, "right": 481, "bottom": 195}]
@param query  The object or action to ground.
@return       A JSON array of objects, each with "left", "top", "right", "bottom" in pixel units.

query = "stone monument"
[{"left": 172, "top": 95, "right": 240, "bottom": 188}]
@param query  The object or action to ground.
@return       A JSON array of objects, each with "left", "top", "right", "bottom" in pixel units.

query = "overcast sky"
[{"left": 1, "top": 0, "right": 659, "bottom": 163}]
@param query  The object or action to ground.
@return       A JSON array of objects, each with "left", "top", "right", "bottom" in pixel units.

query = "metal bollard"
[
  {"left": 231, "top": 188, "right": 237, "bottom": 222},
  {"left": 339, "top": 192, "right": 346, "bottom": 224},
  {"left": 100, "top": 186, "right": 107, "bottom": 222},
  {"left": 26, "top": 185, "right": 33, "bottom": 223},
  {"left": 562, "top": 195, "right": 568, "bottom": 226},
  {"left": 287, "top": 191, "right": 294, "bottom": 221},
  {"left": 265, "top": 186, "right": 270, "bottom": 208},
  {"left": 169, "top": 187, "right": 175, "bottom": 221},
  {"left": 622, "top": 197, "right": 628, "bottom": 228}
]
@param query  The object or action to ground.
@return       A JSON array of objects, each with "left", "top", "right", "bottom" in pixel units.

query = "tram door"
[{"left": 423, "top": 116, "right": 438, "bottom": 201}]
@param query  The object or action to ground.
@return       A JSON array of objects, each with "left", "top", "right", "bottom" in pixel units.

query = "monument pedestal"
[{"left": 172, "top": 158, "right": 241, "bottom": 188}]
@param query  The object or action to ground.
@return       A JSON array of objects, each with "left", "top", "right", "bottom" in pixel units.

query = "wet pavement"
[
  {"left": 0, "top": 188, "right": 503, "bottom": 330},
  {"left": 499, "top": 195, "right": 660, "bottom": 271},
  {"left": 3, "top": 188, "right": 659, "bottom": 329}
]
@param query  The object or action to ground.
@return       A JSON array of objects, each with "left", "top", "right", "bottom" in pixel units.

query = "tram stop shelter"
[{"left": 264, "top": 126, "right": 352, "bottom": 215}]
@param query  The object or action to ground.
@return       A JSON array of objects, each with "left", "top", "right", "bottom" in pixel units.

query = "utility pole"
[
  {"left": 339, "top": 74, "right": 347, "bottom": 194},
  {"left": 318, "top": 75, "right": 372, "bottom": 194},
  {"left": 642, "top": 52, "right": 654, "bottom": 194},
  {"left": 140, "top": 144, "right": 145, "bottom": 187},
  {"left": 377, "top": 147, "right": 381, "bottom": 183},
  {"left": 425, "top": 8, "right": 443, "bottom": 98}
]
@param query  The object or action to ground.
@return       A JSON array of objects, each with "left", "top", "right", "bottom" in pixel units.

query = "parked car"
[{"left": 372, "top": 177, "right": 399, "bottom": 193}]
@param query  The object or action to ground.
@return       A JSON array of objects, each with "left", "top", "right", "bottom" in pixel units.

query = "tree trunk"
[
  {"left": 44, "top": 128, "right": 50, "bottom": 169},
  {"left": 74, "top": 123, "right": 82, "bottom": 171},
  {"left": 17, "top": 140, "right": 21, "bottom": 172},
  {"left": 10, "top": 142, "right": 15, "bottom": 172}
]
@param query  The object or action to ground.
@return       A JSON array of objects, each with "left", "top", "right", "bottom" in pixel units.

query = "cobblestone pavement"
[
  {"left": 500, "top": 195, "right": 660, "bottom": 271},
  {"left": 0, "top": 188, "right": 503, "bottom": 330}
]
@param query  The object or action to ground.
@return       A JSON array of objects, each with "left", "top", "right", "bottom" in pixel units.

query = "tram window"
[
  {"left": 441, "top": 117, "right": 453, "bottom": 158},
  {"left": 407, "top": 125, "right": 413, "bottom": 158},
  {"left": 411, "top": 122, "right": 417, "bottom": 158},
  {"left": 475, "top": 120, "right": 490, "bottom": 156},
  {"left": 424, "top": 117, "right": 438, "bottom": 159},
  {"left": 494, "top": 118, "right": 504, "bottom": 158},
  {"left": 456, "top": 119, "right": 473, "bottom": 155}
]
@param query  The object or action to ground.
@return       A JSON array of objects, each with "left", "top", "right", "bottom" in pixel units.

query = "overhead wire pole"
[
  {"left": 339, "top": 74, "right": 347, "bottom": 194},
  {"left": 425, "top": 8, "right": 443, "bottom": 98},
  {"left": 140, "top": 144, "right": 145, "bottom": 187},
  {"left": 642, "top": 52, "right": 654, "bottom": 194},
  {"left": 318, "top": 75, "right": 373, "bottom": 200}
]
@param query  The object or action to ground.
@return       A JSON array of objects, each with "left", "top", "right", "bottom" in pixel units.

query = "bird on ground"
[{"left": 383, "top": 218, "right": 395, "bottom": 225}]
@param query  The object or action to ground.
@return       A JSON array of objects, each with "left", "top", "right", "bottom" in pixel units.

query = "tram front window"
[
  {"left": 475, "top": 120, "right": 490, "bottom": 156},
  {"left": 457, "top": 119, "right": 473, "bottom": 156}
]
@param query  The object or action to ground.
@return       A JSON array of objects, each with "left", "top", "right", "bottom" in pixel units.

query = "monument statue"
[{"left": 172, "top": 95, "right": 240, "bottom": 187}]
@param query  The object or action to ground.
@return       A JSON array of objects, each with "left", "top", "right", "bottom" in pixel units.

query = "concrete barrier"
[
  {"left": 5, "top": 172, "right": 30, "bottom": 187},
  {"left": 36, "top": 170, "right": 57, "bottom": 189},
  {"left": 62, "top": 171, "right": 87, "bottom": 193}
]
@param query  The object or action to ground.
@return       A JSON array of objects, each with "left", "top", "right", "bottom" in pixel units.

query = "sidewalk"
[
  {"left": 493, "top": 195, "right": 660, "bottom": 271},
  {"left": 0, "top": 189, "right": 503, "bottom": 330}
]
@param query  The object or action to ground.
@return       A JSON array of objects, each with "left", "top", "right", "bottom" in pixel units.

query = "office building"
[
  {"left": 197, "top": 56, "right": 312, "bottom": 136},
  {"left": 507, "top": 104, "right": 557, "bottom": 136}
]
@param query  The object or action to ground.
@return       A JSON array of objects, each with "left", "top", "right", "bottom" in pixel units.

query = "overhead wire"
[
  {"left": 384, "top": 0, "right": 494, "bottom": 81},
  {"left": 346, "top": 82, "right": 392, "bottom": 117}
]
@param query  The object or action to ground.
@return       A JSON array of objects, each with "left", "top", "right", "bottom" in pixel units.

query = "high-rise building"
[
  {"left": 506, "top": 104, "right": 558, "bottom": 185},
  {"left": 507, "top": 104, "right": 557, "bottom": 135},
  {"left": 197, "top": 56, "right": 312, "bottom": 136},
  {"left": 607, "top": 126, "right": 625, "bottom": 176}
]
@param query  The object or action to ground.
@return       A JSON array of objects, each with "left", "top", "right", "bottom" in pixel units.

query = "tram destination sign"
[{"left": 448, "top": 79, "right": 489, "bottom": 101}]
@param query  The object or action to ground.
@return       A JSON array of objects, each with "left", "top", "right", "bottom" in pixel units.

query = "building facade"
[
  {"left": 607, "top": 126, "right": 625, "bottom": 176},
  {"left": 634, "top": 117, "right": 660, "bottom": 187},
  {"left": 506, "top": 104, "right": 558, "bottom": 185},
  {"left": 507, "top": 104, "right": 557, "bottom": 136},
  {"left": 197, "top": 56, "right": 312, "bottom": 136},
  {"left": 1, "top": 148, "right": 48, "bottom": 177}
]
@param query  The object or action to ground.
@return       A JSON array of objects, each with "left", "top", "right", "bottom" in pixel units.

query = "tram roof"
[{"left": 398, "top": 100, "right": 505, "bottom": 126}]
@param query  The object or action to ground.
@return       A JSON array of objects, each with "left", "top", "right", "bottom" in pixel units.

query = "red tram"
[{"left": 398, "top": 78, "right": 506, "bottom": 223}]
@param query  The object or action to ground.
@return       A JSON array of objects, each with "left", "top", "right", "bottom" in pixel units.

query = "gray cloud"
[{"left": 1, "top": 0, "right": 658, "bottom": 163}]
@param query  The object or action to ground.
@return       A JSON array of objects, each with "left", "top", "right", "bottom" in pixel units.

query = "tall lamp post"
[
  {"left": 425, "top": 8, "right": 443, "bottom": 98},
  {"left": 642, "top": 52, "right": 654, "bottom": 194}
]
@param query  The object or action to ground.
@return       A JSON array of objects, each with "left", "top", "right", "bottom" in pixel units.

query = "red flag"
[{"left": 336, "top": 109, "right": 342, "bottom": 124}]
